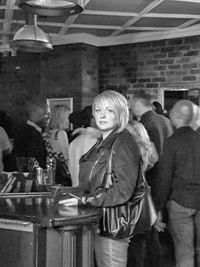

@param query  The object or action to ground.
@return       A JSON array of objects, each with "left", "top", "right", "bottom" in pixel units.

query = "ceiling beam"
[
  {"left": 84, "top": 10, "right": 200, "bottom": 20},
  {"left": 178, "top": 18, "right": 199, "bottom": 28},
  {"left": 59, "top": 0, "right": 91, "bottom": 35},
  {"left": 111, "top": 0, "right": 165, "bottom": 36},
  {"left": 2, "top": 0, "right": 16, "bottom": 45},
  {"left": 171, "top": 0, "right": 200, "bottom": 3}
]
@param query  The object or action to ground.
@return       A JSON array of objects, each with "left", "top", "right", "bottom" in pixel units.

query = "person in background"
[
  {"left": 126, "top": 120, "right": 158, "bottom": 172},
  {"left": 61, "top": 90, "right": 141, "bottom": 267},
  {"left": 0, "top": 126, "right": 12, "bottom": 171},
  {"left": 129, "top": 90, "right": 173, "bottom": 267},
  {"left": 14, "top": 98, "right": 47, "bottom": 170},
  {"left": 190, "top": 103, "right": 200, "bottom": 131},
  {"left": 152, "top": 101, "right": 165, "bottom": 116},
  {"left": 68, "top": 106, "right": 101, "bottom": 186},
  {"left": 126, "top": 120, "right": 159, "bottom": 267},
  {"left": 43, "top": 105, "right": 71, "bottom": 186},
  {"left": 154, "top": 100, "right": 200, "bottom": 267}
]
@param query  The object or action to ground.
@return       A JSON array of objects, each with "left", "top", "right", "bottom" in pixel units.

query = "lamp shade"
[
  {"left": 11, "top": 14, "right": 53, "bottom": 53},
  {"left": 19, "top": 0, "right": 84, "bottom": 17}
]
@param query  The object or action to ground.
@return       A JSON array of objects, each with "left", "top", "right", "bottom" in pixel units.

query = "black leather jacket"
[{"left": 79, "top": 129, "right": 141, "bottom": 207}]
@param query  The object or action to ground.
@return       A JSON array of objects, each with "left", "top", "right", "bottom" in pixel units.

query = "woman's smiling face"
[{"left": 94, "top": 99, "right": 117, "bottom": 138}]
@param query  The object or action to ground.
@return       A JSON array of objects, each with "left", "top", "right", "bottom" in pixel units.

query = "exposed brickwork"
[
  {"left": 98, "top": 36, "right": 200, "bottom": 95},
  {"left": 1, "top": 36, "right": 200, "bottom": 123},
  {"left": 0, "top": 44, "right": 98, "bottom": 123}
]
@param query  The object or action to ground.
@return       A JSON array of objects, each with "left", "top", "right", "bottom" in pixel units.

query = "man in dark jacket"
[
  {"left": 14, "top": 99, "right": 47, "bottom": 170},
  {"left": 155, "top": 100, "right": 200, "bottom": 267}
]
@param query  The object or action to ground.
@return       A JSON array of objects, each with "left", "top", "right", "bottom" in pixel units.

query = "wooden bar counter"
[{"left": 0, "top": 192, "right": 101, "bottom": 267}]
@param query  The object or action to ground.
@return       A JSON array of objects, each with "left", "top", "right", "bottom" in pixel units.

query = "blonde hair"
[
  {"left": 92, "top": 90, "right": 129, "bottom": 133},
  {"left": 126, "top": 120, "right": 151, "bottom": 147},
  {"left": 50, "top": 105, "right": 70, "bottom": 130}
]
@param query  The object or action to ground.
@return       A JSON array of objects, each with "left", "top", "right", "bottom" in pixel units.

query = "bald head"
[{"left": 170, "top": 100, "right": 195, "bottom": 128}]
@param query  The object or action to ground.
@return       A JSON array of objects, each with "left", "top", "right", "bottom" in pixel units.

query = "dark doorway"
[{"left": 164, "top": 90, "right": 188, "bottom": 113}]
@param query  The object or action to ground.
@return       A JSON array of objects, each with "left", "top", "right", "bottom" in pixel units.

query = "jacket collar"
[{"left": 26, "top": 120, "right": 42, "bottom": 133}]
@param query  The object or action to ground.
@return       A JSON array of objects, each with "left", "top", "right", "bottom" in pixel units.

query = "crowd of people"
[{"left": 0, "top": 90, "right": 200, "bottom": 267}]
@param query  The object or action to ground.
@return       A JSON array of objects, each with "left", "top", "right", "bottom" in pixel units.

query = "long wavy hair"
[{"left": 50, "top": 105, "right": 70, "bottom": 130}]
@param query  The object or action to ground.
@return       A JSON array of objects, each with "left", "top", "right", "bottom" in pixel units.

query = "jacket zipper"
[{"left": 88, "top": 150, "right": 105, "bottom": 181}]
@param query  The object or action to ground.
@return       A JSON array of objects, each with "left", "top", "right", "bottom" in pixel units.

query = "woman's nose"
[{"left": 100, "top": 110, "right": 106, "bottom": 118}]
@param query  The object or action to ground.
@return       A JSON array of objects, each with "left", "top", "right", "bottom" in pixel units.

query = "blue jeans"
[
  {"left": 94, "top": 234, "right": 130, "bottom": 267},
  {"left": 167, "top": 200, "right": 200, "bottom": 267}
]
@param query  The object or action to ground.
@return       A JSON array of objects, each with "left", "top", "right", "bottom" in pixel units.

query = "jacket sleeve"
[{"left": 82, "top": 136, "right": 140, "bottom": 207}]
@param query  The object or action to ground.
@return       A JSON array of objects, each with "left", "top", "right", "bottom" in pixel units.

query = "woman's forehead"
[{"left": 95, "top": 98, "right": 112, "bottom": 107}]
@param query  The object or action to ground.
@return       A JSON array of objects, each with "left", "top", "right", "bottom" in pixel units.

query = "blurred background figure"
[
  {"left": 126, "top": 120, "right": 158, "bottom": 172},
  {"left": 0, "top": 126, "right": 12, "bottom": 172},
  {"left": 190, "top": 103, "right": 200, "bottom": 131},
  {"left": 14, "top": 98, "right": 47, "bottom": 171},
  {"left": 43, "top": 105, "right": 71, "bottom": 186},
  {"left": 68, "top": 105, "right": 101, "bottom": 186},
  {"left": 126, "top": 120, "right": 158, "bottom": 267},
  {"left": 129, "top": 90, "right": 173, "bottom": 267},
  {"left": 155, "top": 100, "right": 200, "bottom": 267},
  {"left": 152, "top": 101, "right": 165, "bottom": 116}
]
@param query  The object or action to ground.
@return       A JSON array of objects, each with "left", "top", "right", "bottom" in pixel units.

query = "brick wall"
[
  {"left": 40, "top": 43, "right": 99, "bottom": 111},
  {"left": 99, "top": 36, "right": 200, "bottom": 95},
  {"left": 0, "top": 52, "right": 40, "bottom": 123},
  {"left": 0, "top": 43, "right": 98, "bottom": 124},
  {"left": 1, "top": 36, "right": 200, "bottom": 124}
]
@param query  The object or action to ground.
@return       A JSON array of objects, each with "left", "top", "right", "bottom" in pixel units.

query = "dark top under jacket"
[{"left": 155, "top": 126, "right": 200, "bottom": 211}]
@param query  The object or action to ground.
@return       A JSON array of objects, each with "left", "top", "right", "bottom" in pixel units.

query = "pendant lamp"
[
  {"left": 11, "top": 14, "right": 53, "bottom": 53},
  {"left": 19, "top": 0, "right": 84, "bottom": 17}
]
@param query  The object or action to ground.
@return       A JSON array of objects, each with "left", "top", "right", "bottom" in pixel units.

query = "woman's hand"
[
  {"left": 153, "top": 211, "right": 166, "bottom": 232},
  {"left": 59, "top": 198, "right": 78, "bottom": 206}
]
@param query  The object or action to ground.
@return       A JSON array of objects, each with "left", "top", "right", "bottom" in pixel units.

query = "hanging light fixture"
[
  {"left": 19, "top": 0, "right": 84, "bottom": 17},
  {"left": 11, "top": 13, "right": 53, "bottom": 53}
]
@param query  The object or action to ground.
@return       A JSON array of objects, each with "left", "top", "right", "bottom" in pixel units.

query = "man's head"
[
  {"left": 129, "top": 90, "right": 153, "bottom": 119},
  {"left": 26, "top": 99, "right": 47, "bottom": 128},
  {"left": 170, "top": 100, "right": 195, "bottom": 129}
]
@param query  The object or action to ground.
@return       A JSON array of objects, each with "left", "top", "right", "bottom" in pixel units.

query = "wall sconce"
[
  {"left": 19, "top": 0, "right": 84, "bottom": 17},
  {"left": 11, "top": 14, "right": 53, "bottom": 53}
]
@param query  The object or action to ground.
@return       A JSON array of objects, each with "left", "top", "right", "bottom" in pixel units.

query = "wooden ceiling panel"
[
  {"left": 134, "top": 17, "right": 188, "bottom": 28},
  {"left": 75, "top": 14, "right": 132, "bottom": 26},
  {"left": 154, "top": 1, "right": 200, "bottom": 15},
  {"left": 86, "top": 0, "right": 154, "bottom": 13},
  {"left": 67, "top": 27, "right": 114, "bottom": 37}
]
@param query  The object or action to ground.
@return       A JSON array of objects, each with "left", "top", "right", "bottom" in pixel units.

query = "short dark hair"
[
  {"left": 69, "top": 106, "right": 92, "bottom": 128},
  {"left": 133, "top": 90, "right": 152, "bottom": 107},
  {"left": 153, "top": 101, "right": 164, "bottom": 115}
]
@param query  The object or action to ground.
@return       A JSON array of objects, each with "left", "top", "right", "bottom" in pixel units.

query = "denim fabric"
[
  {"left": 167, "top": 200, "right": 200, "bottom": 267},
  {"left": 94, "top": 234, "right": 130, "bottom": 267}
]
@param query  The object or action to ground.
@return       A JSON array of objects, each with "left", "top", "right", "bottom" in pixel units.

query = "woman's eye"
[
  {"left": 95, "top": 109, "right": 101, "bottom": 113},
  {"left": 107, "top": 109, "right": 113, "bottom": 113}
]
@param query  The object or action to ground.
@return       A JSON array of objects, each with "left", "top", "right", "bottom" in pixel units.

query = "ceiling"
[{"left": 1, "top": 0, "right": 200, "bottom": 53}]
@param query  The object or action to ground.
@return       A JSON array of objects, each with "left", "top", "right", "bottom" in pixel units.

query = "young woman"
[
  {"left": 43, "top": 105, "right": 71, "bottom": 186},
  {"left": 61, "top": 90, "right": 141, "bottom": 267}
]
